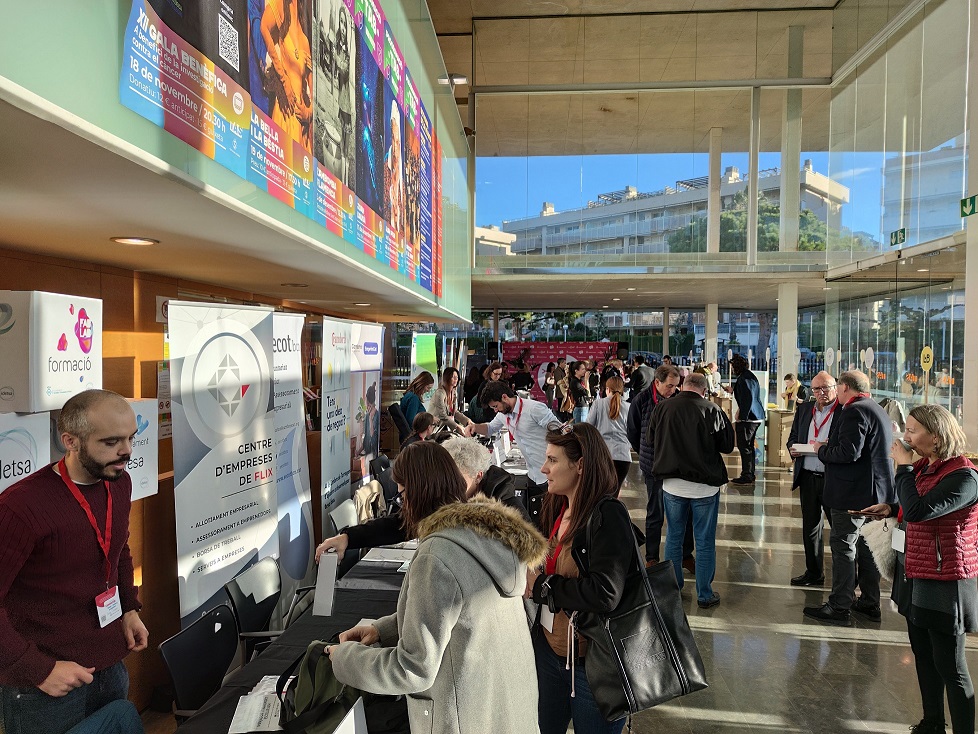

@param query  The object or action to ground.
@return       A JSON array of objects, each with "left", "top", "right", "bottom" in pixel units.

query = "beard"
[{"left": 79, "top": 444, "right": 128, "bottom": 482}]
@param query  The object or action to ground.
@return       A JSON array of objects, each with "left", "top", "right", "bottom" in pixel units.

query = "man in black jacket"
[
  {"left": 785, "top": 371, "right": 837, "bottom": 586},
  {"left": 649, "top": 373, "right": 735, "bottom": 608},
  {"left": 803, "top": 370, "right": 896, "bottom": 625},
  {"left": 726, "top": 354, "right": 766, "bottom": 484},
  {"left": 626, "top": 364, "right": 693, "bottom": 566}
]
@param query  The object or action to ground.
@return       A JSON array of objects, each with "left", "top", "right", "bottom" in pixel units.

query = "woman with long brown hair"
[
  {"left": 328, "top": 441, "right": 546, "bottom": 734},
  {"left": 586, "top": 375, "right": 632, "bottom": 490},
  {"left": 428, "top": 366, "right": 471, "bottom": 432},
  {"left": 528, "top": 422, "right": 636, "bottom": 734}
]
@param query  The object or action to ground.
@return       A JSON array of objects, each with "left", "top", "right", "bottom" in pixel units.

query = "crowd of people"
[
  {"left": 2, "top": 354, "right": 976, "bottom": 734},
  {"left": 322, "top": 358, "right": 978, "bottom": 734}
]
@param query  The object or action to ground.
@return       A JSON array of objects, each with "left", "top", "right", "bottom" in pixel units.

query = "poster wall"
[
  {"left": 168, "top": 301, "right": 278, "bottom": 623},
  {"left": 120, "top": 0, "right": 443, "bottom": 295},
  {"left": 321, "top": 318, "right": 352, "bottom": 518},
  {"left": 272, "top": 313, "right": 314, "bottom": 582},
  {"left": 0, "top": 412, "right": 50, "bottom": 494},
  {"left": 501, "top": 342, "right": 619, "bottom": 404},
  {"left": 127, "top": 398, "right": 160, "bottom": 502}
]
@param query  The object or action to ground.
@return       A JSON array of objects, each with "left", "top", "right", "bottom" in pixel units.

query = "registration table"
[{"left": 177, "top": 562, "right": 404, "bottom": 734}]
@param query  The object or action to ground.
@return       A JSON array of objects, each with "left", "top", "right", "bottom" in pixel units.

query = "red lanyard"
[
  {"left": 652, "top": 388, "right": 660, "bottom": 405},
  {"left": 545, "top": 508, "right": 566, "bottom": 575},
  {"left": 58, "top": 458, "right": 113, "bottom": 586},
  {"left": 844, "top": 393, "right": 870, "bottom": 408},
  {"left": 506, "top": 397, "right": 524, "bottom": 432},
  {"left": 811, "top": 401, "right": 837, "bottom": 440}
]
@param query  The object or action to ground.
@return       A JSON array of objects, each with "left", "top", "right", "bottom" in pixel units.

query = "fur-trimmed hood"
[{"left": 416, "top": 496, "right": 548, "bottom": 597}]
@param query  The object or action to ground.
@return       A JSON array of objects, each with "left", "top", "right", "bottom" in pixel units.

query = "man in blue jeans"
[{"left": 649, "top": 373, "right": 735, "bottom": 608}]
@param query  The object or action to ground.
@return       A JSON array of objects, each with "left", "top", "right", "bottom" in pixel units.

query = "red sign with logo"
[{"left": 501, "top": 342, "right": 619, "bottom": 402}]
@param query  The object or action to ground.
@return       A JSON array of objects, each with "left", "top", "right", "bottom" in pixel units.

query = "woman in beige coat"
[{"left": 328, "top": 441, "right": 546, "bottom": 734}]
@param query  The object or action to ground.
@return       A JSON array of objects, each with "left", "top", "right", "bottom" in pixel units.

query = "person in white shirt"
[
  {"left": 786, "top": 371, "right": 837, "bottom": 586},
  {"left": 464, "top": 381, "right": 558, "bottom": 510},
  {"left": 586, "top": 375, "right": 631, "bottom": 491}
]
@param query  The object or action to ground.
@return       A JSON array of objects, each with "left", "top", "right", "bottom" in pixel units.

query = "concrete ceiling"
[{"left": 0, "top": 99, "right": 447, "bottom": 323}]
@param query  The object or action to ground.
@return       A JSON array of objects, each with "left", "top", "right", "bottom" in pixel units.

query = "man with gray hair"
[
  {"left": 649, "top": 372, "right": 735, "bottom": 609},
  {"left": 804, "top": 369, "right": 896, "bottom": 625},
  {"left": 439, "top": 436, "right": 528, "bottom": 520},
  {"left": 0, "top": 390, "right": 148, "bottom": 734}
]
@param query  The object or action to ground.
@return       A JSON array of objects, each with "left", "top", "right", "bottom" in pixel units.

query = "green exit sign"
[
  {"left": 962, "top": 195, "right": 978, "bottom": 217},
  {"left": 889, "top": 228, "right": 906, "bottom": 246}
]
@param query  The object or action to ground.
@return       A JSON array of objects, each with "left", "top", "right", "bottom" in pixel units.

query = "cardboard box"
[
  {"left": 0, "top": 291, "right": 103, "bottom": 413},
  {"left": 0, "top": 412, "right": 51, "bottom": 493}
]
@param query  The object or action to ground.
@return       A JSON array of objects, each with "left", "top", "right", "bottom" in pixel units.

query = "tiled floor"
[{"left": 143, "top": 456, "right": 977, "bottom": 733}]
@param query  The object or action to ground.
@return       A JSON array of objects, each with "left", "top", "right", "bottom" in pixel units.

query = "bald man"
[{"left": 0, "top": 390, "right": 148, "bottom": 734}]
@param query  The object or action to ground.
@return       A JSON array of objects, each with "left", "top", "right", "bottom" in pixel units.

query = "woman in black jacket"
[
  {"left": 529, "top": 422, "right": 634, "bottom": 734},
  {"left": 568, "top": 361, "right": 591, "bottom": 424}
]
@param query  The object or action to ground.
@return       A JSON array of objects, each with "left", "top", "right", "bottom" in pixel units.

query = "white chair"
[{"left": 329, "top": 498, "right": 359, "bottom": 536}]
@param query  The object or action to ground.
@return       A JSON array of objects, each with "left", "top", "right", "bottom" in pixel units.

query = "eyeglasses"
[{"left": 811, "top": 386, "right": 836, "bottom": 393}]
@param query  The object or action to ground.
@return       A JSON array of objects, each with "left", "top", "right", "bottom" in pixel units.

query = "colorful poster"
[
  {"left": 272, "top": 313, "right": 314, "bottom": 583},
  {"left": 433, "top": 133, "right": 443, "bottom": 297},
  {"left": 321, "top": 319, "right": 352, "bottom": 518},
  {"left": 168, "top": 301, "right": 277, "bottom": 624},
  {"left": 127, "top": 398, "right": 160, "bottom": 502},
  {"left": 0, "top": 412, "right": 50, "bottom": 494},
  {"left": 121, "top": 0, "right": 250, "bottom": 178},
  {"left": 120, "top": 0, "right": 446, "bottom": 296},
  {"left": 417, "top": 109, "right": 433, "bottom": 292}
]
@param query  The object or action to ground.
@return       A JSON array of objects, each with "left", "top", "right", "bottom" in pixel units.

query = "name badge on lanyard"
[
  {"left": 57, "top": 458, "right": 122, "bottom": 628},
  {"left": 891, "top": 526, "right": 906, "bottom": 553}
]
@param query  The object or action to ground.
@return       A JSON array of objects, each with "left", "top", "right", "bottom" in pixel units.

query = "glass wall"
[
  {"left": 827, "top": 0, "right": 969, "bottom": 265},
  {"left": 828, "top": 245, "right": 965, "bottom": 419}
]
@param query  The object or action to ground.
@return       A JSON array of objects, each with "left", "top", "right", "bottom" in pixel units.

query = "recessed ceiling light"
[
  {"left": 602, "top": 305, "right": 608, "bottom": 308},
  {"left": 823, "top": 287, "right": 831, "bottom": 290},
  {"left": 354, "top": 303, "right": 371, "bottom": 307},
  {"left": 626, "top": 287, "right": 636, "bottom": 291},
  {"left": 111, "top": 236, "right": 158, "bottom": 246},
  {"left": 917, "top": 268, "right": 929, "bottom": 272},
  {"left": 613, "top": 298, "right": 621, "bottom": 301},
  {"left": 281, "top": 282, "right": 308, "bottom": 287}
]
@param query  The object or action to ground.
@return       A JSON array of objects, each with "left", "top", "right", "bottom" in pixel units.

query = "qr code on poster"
[{"left": 218, "top": 14, "right": 239, "bottom": 71}]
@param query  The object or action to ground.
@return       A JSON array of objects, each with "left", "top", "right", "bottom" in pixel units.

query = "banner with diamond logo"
[{"left": 168, "top": 301, "right": 278, "bottom": 624}]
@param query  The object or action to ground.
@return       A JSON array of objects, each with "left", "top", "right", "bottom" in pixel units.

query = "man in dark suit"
[
  {"left": 803, "top": 369, "right": 896, "bottom": 625},
  {"left": 785, "top": 371, "right": 837, "bottom": 587},
  {"left": 726, "top": 354, "right": 766, "bottom": 485},
  {"left": 629, "top": 355, "right": 654, "bottom": 397}
]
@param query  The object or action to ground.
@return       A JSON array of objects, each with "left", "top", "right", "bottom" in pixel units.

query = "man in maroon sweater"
[{"left": 0, "top": 390, "right": 149, "bottom": 734}]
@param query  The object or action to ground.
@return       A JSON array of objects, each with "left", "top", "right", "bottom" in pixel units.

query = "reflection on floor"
[
  {"left": 142, "top": 456, "right": 978, "bottom": 734},
  {"left": 618, "top": 457, "right": 978, "bottom": 734}
]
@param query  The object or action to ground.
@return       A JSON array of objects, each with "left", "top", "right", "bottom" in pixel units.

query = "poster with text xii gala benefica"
[
  {"left": 121, "top": 0, "right": 442, "bottom": 296},
  {"left": 168, "top": 301, "right": 278, "bottom": 624}
]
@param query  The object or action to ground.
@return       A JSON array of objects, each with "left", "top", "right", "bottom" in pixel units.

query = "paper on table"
[
  {"left": 229, "top": 693, "right": 282, "bottom": 732},
  {"left": 791, "top": 443, "right": 818, "bottom": 455},
  {"left": 250, "top": 676, "right": 283, "bottom": 696},
  {"left": 361, "top": 548, "right": 416, "bottom": 564},
  {"left": 313, "top": 552, "right": 339, "bottom": 616},
  {"left": 397, "top": 561, "right": 410, "bottom": 573}
]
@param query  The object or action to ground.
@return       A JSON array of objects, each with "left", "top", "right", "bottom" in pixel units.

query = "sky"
[{"left": 474, "top": 150, "right": 888, "bottom": 239}]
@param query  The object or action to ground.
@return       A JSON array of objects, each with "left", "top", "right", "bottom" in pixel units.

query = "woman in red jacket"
[{"left": 862, "top": 404, "right": 978, "bottom": 734}]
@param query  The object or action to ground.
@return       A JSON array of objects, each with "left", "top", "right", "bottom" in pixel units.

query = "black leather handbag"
[{"left": 577, "top": 501, "right": 709, "bottom": 721}]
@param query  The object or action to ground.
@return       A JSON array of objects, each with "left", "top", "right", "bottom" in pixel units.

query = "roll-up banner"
[
  {"left": 272, "top": 313, "right": 314, "bottom": 583},
  {"left": 127, "top": 398, "right": 160, "bottom": 502},
  {"left": 168, "top": 301, "right": 277, "bottom": 624},
  {"left": 321, "top": 318, "right": 352, "bottom": 519},
  {"left": 410, "top": 332, "right": 436, "bottom": 381},
  {"left": 0, "top": 412, "right": 50, "bottom": 494},
  {"left": 350, "top": 323, "right": 384, "bottom": 484}
]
